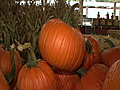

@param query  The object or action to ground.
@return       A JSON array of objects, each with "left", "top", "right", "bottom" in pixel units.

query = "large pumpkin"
[
  {"left": 81, "top": 35, "right": 102, "bottom": 70},
  {"left": 102, "top": 39, "right": 120, "bottom": 68},
  {"left": 75, "top": 64, "right": 108, "bottom": 90},
  {"left": 53, "top": 67, "right": 80, "bottom": 90},
  {"left": 102, "top": 60, "right": 120, "bottom": 90},
  {"left": 38, "top": 19, "right": 86, "bottom": 71},
  {"left": 0, "top": 69, "right": 10, "bottom": 90}
]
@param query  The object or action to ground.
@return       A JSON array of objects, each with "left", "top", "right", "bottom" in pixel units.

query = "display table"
[{"left": 80, "top": 25, "right": 120, "bottom": 35}]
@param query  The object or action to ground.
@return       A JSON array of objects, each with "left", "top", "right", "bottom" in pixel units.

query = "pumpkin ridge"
[
  {"left": 34, "top": 68, "right": 48, "bottom": 89},
  {"left": 41, "top": 21, "right": 56, "bottom": 60},
  {"left": 18, "top": 66, "right": 27, "bottom": 90},
  {"left": 50, "top": 22, "right": 67, "bottom": 67},
  {"left": 81, "top": 74, "right": 93, "bottom": 90},
  {"left": 90, "top": 71, "right": 104, "bottom": 86},
  {"left": 102, "top": 60, "right": 120, "bottom": 90},
  {"left": 55, "top": 24, "right": 72, "bottom": 69},
  {"left": 83, "top": 72, "right": 101, "bottom": 89},
  {"left": 59, "top": 27, "right": 77, "bottom": 70},
  {"left": 73, "top": 33, "right": 86, "bottom": 70},
  {"left": 39, "top": 61, "right": 57, "bottom": 89},
  {"left": 68, "top": 31, "right": 80, "bottom": 70},
  {"left": 64, "top": 28, "right": 77, "bottom": 70}
]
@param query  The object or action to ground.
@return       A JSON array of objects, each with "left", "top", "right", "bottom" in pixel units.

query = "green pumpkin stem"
[
  {"left": 104, "top": 38, "right": 115, "bottom": 48},
  {"left": 26, "top": 48, "right": 39, "bottom": 68},
  {"left": 77, "top": 67, "right": 87, "bottom": 76},
  {"left": 5, "top": 45, "right": 16, "bottom": 84},
  {"left": 85, "top": 38, "right": 94, "bottom": 54},
  {"left": 17, "top": 43, "right": 39, "bottom": 68},
  {"left": 2, "top": 25, "right": 11, "bottom": 51},
  {"left": 63, "top": 3, "right": 78, "bottom": 26}
]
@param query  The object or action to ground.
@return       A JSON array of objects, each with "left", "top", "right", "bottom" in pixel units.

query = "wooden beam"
[
  {"left": 113, "top": 2, "right": 117, "bottom": 19},
  {"left": 79, "top": 0, "right": 83, "bottom": 26}
]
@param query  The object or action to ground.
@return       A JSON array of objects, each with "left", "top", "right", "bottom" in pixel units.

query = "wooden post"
[
  {"left": 79, "top": 0, "right": 83, "bottom": 26},
  {"left": 113, "top": 2, "right": 117, "bottom": 19},
  {"left": 86, "top": 6, "right": 89, "bottom": 18}
]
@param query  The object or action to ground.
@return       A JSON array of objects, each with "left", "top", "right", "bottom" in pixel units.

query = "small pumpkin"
[
  {"left": 0, "top": 69, "right": 10, "bottom": 90},
  {"left": 17, "top": 43, "right": 57, "bottom": 90},
  {"left": 38, "top": 19, "right": 86, "bottom": 71},
  {"left": 102, "top": 39, "right": 120, "bottom": 68},
  {"left": 0, "top": 47, "right": 22, "bottom": 89},
  {"left": 102, "top": 60, "right": 120, "bottom": 90},
  {"left": 75, "top": 64, "right": 108, "bottom": 90},
  {"left": 81, "top": 35, "right": 102, "bottom": 70},
  {"left": 53, "top": 67, "right": 80, "bottom": 90}
]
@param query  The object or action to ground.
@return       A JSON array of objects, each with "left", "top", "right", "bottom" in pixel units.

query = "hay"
[
  {"left": 107, "top": 30, "right": 120, "bottom": 40},
  {"left": 86, "top": 34, "right": 120, "bottom": 51}
]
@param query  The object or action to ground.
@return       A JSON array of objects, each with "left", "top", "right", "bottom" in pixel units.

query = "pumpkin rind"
[
  {"left": 53, "top": 67, "right": 80, "bottom": 90},
  {"left": 38, "top": 19, "right": 86, "bottom": 71}
]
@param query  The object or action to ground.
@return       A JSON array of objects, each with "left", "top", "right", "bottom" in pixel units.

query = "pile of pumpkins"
[{"left": 0, "top": 19, "right": 120, "bottom": 90}]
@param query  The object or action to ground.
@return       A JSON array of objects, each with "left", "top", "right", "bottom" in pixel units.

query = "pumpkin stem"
[
  {"left": 17, "top": 43, "right": 39, "bottom": 68},
  {"left": 26, "top": 48, "right": 39, "bottom": 68},
  {"left": 5, "top": 44, "right": 16, "bottom": 84},
  {"left": 62, "top": 3, "right": 78, "bottom": 26},
  {"left": 77, "top": 67, "right": 87, "bottom": 76},
  {"left": 85, "top": 38, "right": 94, "bottom": 54},
  {"left": 104, "top": 38, "right": 115, "bottom": 48},
  {"left": 2, "top": 24, "right": 11, "bottom": 51}
]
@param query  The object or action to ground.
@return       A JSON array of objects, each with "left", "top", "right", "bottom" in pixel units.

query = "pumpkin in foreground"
[
  {"left": 38, "top": 19, "right": 86, "bottom": 71},
  {"left": 75, "top": 64, "right": 108, "bottom": 90},
  {"left": 17, "top": 43, "right": 57, "bottom": 90},
  {"left": 102, "top": 60, "right": 120, "bottom": 90}
]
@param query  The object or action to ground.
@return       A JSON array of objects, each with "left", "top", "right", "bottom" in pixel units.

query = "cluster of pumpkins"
[{"left": 0, "top": 19, "right": 120, "bottom": 90}]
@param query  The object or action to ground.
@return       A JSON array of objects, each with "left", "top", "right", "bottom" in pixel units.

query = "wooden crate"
[
  {"left": 106, "top": 19, "right": 113, "bottom": 26},
  {"left": 93, "top": 19, "right": 99, "bottom": 25},
  {"left": 99, "top": 19, "right": 106, "bottom": 25},
  {"left": 113, "top": 20, "right": 119, "bottom": 26}
]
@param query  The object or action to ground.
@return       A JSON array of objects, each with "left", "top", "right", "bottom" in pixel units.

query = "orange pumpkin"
[
  {"left": 17, "top": 45, "right": 57, "bottom": 90},
  {"left": 18, "top": 60, "right": 57, "bottom": 90},
  {"left": 102, "top": 39, "right": 120, "bottom": 68},
  {"left": 0, "top": 69, "right": 10, "bottom": 90},
  {"left": 102, "top": 60, "right": 120, "bottom": 90},
  {"left": 0, "top": 49, "right": 22, "bottom": 89},
  {"left": 75, "top": 64, "right": 108, "bottom": 90},
  {"left": 38, "top": 19, "right": 86, "bottom": 71},
  {"left": 82, "top": 35, "right": 102, "bottom": 70}
]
